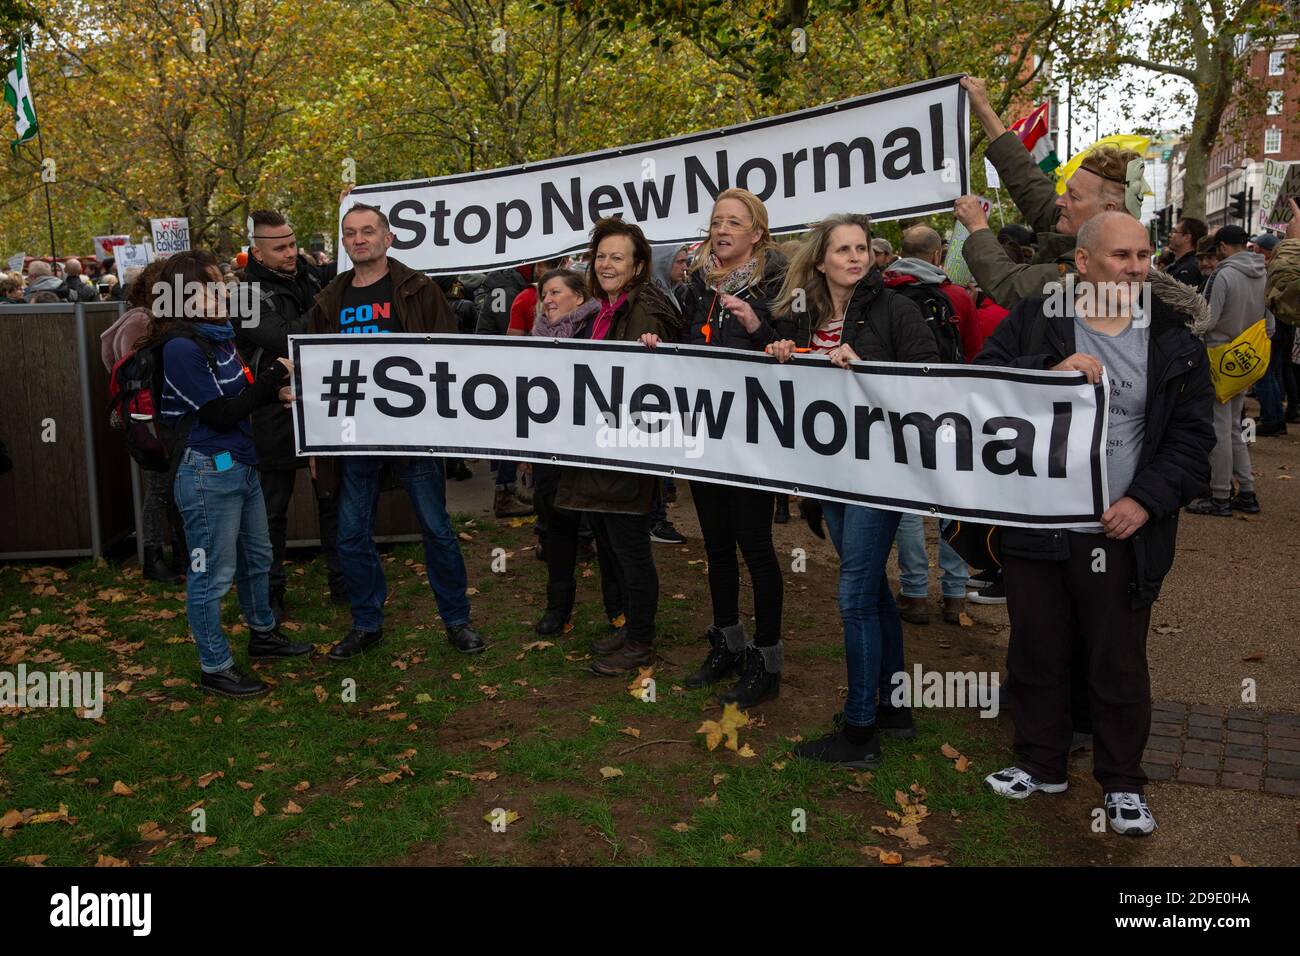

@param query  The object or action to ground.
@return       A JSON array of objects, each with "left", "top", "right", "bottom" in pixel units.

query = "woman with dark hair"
[
  {"left": 767, "top": 213, "right": 938, "bottom": 766},
  {"left": 529, "top": 268, "right": 624, "bottom": 637},
  {"left": 103, "top": 259, "right": 184, "bottom": 582},
  {"left": 665, "top": 187, "right": 788, "bottom": 708},
  {"left": 555, "top": 219, "right": 684, "bottom": 675},
  {"left": 144, "top": 249, "right": 313, "bottom": 698}
]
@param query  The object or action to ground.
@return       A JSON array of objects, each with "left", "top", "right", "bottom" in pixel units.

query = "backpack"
[
  {"left": 107, "top": 330, "right": 219, "bottom": 497},
  {"left": 893, "top": 282, "right": 963, "bottom": 363}
]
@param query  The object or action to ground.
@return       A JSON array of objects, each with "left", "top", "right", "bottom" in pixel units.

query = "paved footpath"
[{"left": 1144, "top": 703, "right": 1300, "bottom": 795}]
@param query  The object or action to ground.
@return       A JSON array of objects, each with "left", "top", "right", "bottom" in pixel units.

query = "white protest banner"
[
  {"left": 115, "top": 242, "right": 153, "bottom": 281},
  {"left": 92, "top": 234, "right": 130, "bottom": 262},
  {"left": 945, "top": 195, "right": 992, "bottom": 287},
  {"left": 339, "top": 75, "right": 970, "bottom": 275},
  {"left": 290, "top": 335, "right": 1105, "bottom": 529},
  {"left": 6, "top": 251, "right": 25, "bottom": 272},
  {"left": 1258, "top": 159, "right": 1298, "bottom": 232},
  {"left": 150, "top": 217, "right": 191, "bottom": 257}
]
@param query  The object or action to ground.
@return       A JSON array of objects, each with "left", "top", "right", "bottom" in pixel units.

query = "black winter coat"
[
  {"left": 1165, "top": 252, "right": 1206, "bottom": 292},
  {"left": 974, "top": 289, "right": 1215, "bottom": 608},
  {"left": 681, "top": 249, "right": 786, "bottom": 352},
  {"left": 772, "top": 269, "right": 940, "bottom": 364},
  {"left": 235, "top": 255, "right": 322, "bottom": 469}
]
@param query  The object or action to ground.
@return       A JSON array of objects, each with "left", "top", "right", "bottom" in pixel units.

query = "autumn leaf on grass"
[
  {"left": 1229, "top": 853, "right": 1254, "bottom": 867},
  {"left": 739, "top": 848, "right": 762, "bottom": 862},
  {"left": 94, "top": 854, "right": 129, "bottom": 867},
  {"left": 873, "top": 823, "right": 930, "bottom": 849},
  {"left": 312, "top": 685, "right": 328, "bottom": 703},
  {"left": 904, "top": 855, "right": 948, "bottom": 867},
  {"left": 194, "top": 835, "right": 218, "bottom": 849},
  {"left": 414, "top": 693, "right": 433, "bottom": 704},
  {"left": 737, "top": 744, "right": 758, "bottom": 758},
  {"left": 847, "top": 772, "right": 874, "bottom": 793},
  {"left": 954, "top": 755, "right": 970, "bottom": 772},
  {"left": 940, "top": 743, "right": 961, "bottom": 759},
  {"left": 137, "top": 821, "right": 167, "bottom": 841},
  {"left": 482, "top": 809, "right": 520, "bottom": 827},
  {"left": 377, "top": 772, "right": 401, "bottom": 784},
  {"left": 870, "top": 848, "right": 903, "bottom": 865},
  {"left": 589, "top": 715, "right": 605, "bottom": 726},
  {"left": 627, "top": 666, "right": 655, "bottom": 701},
  {"left": 111, "top": 780, "right": 134, "bottom": 796},
  {"left": 478, "top": 738, "right": 509, "bottom": 751},
  {"left": 196, "top": 771, "right": 224, "bottom": 789},
  {"left": 282, "top": 800, "right": 303, "bottom": 815},
  {"left": 252, "top": 794, "right": 266, "bottom": 817},
  {"left": 14, "top": 855, "right": 47, "bottom": 866},
  {"left": 519, "top": 640, "right": 554, "bottom": 655},
  {"left": 671, "top": 822, "right": 691, "bottom": 832},
  {"left": 618, "top": 726, "right": 641, "bottom": 739},
  {"left": 599, "top": 766, "right": 624, "bottom": 779},
  {"left": 0, "top": 809, "right": 24, "bottom": 830},
  {"left": 958, "top": 612, "right": 975, "bottom": 627},
  {"left": 699, "top": 792, "right": 719, "bottom": 806},
  {"left": 696, "top": 702, "right": 750, "bottom": 752}
]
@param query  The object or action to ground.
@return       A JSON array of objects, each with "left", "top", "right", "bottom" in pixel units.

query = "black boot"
[
  {"left": 248, "top": 626, "right": 314, "bottom": 659},
  {"left": 328, "top": 627, "right": 383, "bottom": 661},
  {"left": 684, "top": 624, "right": 744, "bottom": 689},
  {"left": 447, "top": 623, "right": 486, "bottom": 653},
  {"left": 794, "top": 721, "right": 882, "bottom": 768},
  {"left": 869, "top": 703, "right": 917, "bottom": 739},
  {"left": 143, "top": 546, "right": 181, "bottom": 584},
  {"left": 720, "top": 642, "right": 782, "bottom": 708},
  {"left": 200, "top": 667, "right": 269, "bottom": 699},
  {"left": 536, "top": 583, "right": 574, "bottom": 636}
]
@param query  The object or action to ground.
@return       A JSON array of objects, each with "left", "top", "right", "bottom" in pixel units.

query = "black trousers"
[
  {"left": 540, "top": 464, "right": 623, "bottom": 621},
  {"left": 258, "top": 467, "right": 343, "bottom": 597},
  {"left": 589, "top": 512, "right": 658, "bottom": 646},
  {"left": 689, "top": 481, "right": 784, "bottom": 645},
  {"left": 1003, "top": 534, "right": 1152, "bottom": 793}
]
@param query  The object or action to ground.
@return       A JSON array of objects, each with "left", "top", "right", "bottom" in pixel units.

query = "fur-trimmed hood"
[{"left": 1150, "top": 268, "right": 1211, "bottom": 337}]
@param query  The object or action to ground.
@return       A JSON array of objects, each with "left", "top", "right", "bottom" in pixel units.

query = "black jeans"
[
  {"left": 540, "top": 464, "right": 623, "bottom": 620},
  {"left": 1003, "top": 534, "right": 1152, "bottom": 793},
  {"left": 690, "top": 481, "right": 784, "bottom": 645},
  {"left": 258, "top": 467, "right": 343, "bottom": 597},
  {"left": 589, "top": 512, "right": 658, "bottom": 646}
]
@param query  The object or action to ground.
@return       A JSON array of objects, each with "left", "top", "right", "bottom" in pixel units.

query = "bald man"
[{"left": 973, "top": 211, "right": 1215, "bottom": 837}]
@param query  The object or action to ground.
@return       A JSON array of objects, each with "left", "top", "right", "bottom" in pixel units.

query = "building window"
[
  {"left": 1265, "top": 126, "right": 1282, "bottom": 153},
  {"left": 1269, "top": 51, "right": 1285, "bottom": 75},
  {"left": 1268, "top": 90, "right": 1284, "bottom": 114}
]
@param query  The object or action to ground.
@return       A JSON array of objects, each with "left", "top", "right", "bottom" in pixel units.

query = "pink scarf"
[{"left": 590, "top": 292, "right": 626, "bottom": 341}]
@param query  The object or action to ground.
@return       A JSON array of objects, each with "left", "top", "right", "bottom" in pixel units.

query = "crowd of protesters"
[{"left": 9, "top": 74, "right": 1299, "bottom": 842}]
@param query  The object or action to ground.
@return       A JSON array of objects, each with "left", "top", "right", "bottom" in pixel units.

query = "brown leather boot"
[
  {"left": 494, "top": 487, "right": 533, "bottom": 518},
  {"left": 942, "top": 596, "right": 966, "bottom": 625},
  {"left": 589, "top": 638, "right": 653, "bottom": 675},
  {"left": 897, "top": 594, "right": 930, "bottom": 625},
  {"left": 591, "top": 626, "right": 626, "bottom": 655}
]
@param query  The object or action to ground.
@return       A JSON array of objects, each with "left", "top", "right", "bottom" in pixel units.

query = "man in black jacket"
[
  {"left": 236, "top": 210, "right": 346, "bottom": 621},
  {"left": 1165, "top": 216, "right": 1207, "bottom": 291},
  {"left": 974, "top": 212, "right": 1215, "bottom": 837}
]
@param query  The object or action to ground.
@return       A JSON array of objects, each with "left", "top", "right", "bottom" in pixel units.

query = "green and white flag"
[{"left": 4, "top": 36, "right": 38, "bottom": 149}]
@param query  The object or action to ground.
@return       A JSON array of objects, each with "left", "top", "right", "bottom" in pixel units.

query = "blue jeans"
[
  {"left": 894, "top": 514, "right": 970, "bottom": 599},
  {"left": 172, "top": 449, "right": 275, "bottom": 673},
  {"left": 823, "top": 502, "right": 905, "bottom": 727},
  {"left": 1257, "top": 362, "right": 1285, "bottom": 425},
  {"left": 337, "top": 456, "right": 470, "bottom": 632}
]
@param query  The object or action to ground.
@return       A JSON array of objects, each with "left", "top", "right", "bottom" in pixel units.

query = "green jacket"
[
  {"left": 963, "top": 130, "right": 1076, "bottom": 308},
  {"left": 555, "top": 281, "right": 685, "bottom": 515},
  {"left": 1266, "top": 238, "right": 1300, "bottom": 328}
]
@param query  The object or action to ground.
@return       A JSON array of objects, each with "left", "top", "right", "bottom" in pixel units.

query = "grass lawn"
[{"left": 0, "top": 512, "right": 1046, "bottom": 867}]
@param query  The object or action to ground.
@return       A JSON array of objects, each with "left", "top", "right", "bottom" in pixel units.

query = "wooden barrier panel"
[
  {"left": 0, "top": 302, "right": 133, "bottom": 558},
  {"left": 283, "top": 467, "right": 424, "bottom": 546}
]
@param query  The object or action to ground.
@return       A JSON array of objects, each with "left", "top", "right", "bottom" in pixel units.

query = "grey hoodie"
[
  {"left": 883, "top": 256, "right": 950, "bottom": 285},
  {"left": 23, "top": 275, "right": 66, "bottom": 301},
  {"left": 1206, "top": 251, "right": 1271, "bottom": 347}
]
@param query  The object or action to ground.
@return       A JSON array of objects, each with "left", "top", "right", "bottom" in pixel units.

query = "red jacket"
[
  {"left": 969, "top": 294, "right": 1009, "bottom": 360},
  {"left": 881, "top": 266, "right": 978, "bottom": 361}
]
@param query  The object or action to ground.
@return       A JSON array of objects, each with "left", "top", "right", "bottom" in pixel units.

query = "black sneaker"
[
  {"left": 447, "top": 624, "right": 486, "bottom": 654},
  {"left": 327, "top": 627, "right": 383, "bottom": 661},
  {"left": 248, "top": 627, "right": 314, "bottom": 659},
  {"left": 872, "top": 704, "right": 917, "bottom": 739},
  {"left": 1229, "top": 491, "right": 1261, "bottom": 514},
  {"left": 1186, "top": 497, "right": 1232, "bottom": 517},
  {"left": 200, "top": 667, "right": 269, "bottom": 699},
  {"left": 968, "top": 579, "right": 1007, "bottom": 605},
  {"left": 719, "top": 646, "right": 780, "bottom": 708},
  {"left": 684, "top": 626, "right": 741, "bottom": 689},
  {"left": 650, "top": 520, "right": 686, "bottom": 544},
  {"left": 793, "top": 727, "right": 882, "bottom": 769}
]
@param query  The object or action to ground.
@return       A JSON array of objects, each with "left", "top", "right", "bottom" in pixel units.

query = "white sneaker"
[
  {"left": 984, "top": 766, "right": 1068, "bottom": 799},
  {"left": 1104, "top": 791, "right": 1157, "bottom": 836}
]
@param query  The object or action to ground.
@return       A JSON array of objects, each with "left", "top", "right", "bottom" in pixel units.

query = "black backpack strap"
[{"left": 152, "top": 327, "right": 223, "bottom": 503}]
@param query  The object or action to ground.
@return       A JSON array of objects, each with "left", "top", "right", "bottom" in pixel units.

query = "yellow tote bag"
[{"left": 1207, "top": 319, "right": 1271, "bottom": 403}]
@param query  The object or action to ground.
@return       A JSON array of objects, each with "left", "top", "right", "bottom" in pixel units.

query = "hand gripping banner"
[{"left": 291, "top": 335, "right": 1107, "bottom": 529}]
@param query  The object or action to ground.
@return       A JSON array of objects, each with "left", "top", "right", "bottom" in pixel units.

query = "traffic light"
[
  {"left": 1231, "top": 190, "right": 1248, "bottom": 222},
  {"left": 1156, "top": 207, "right": 1171, "bottom": 241}
]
